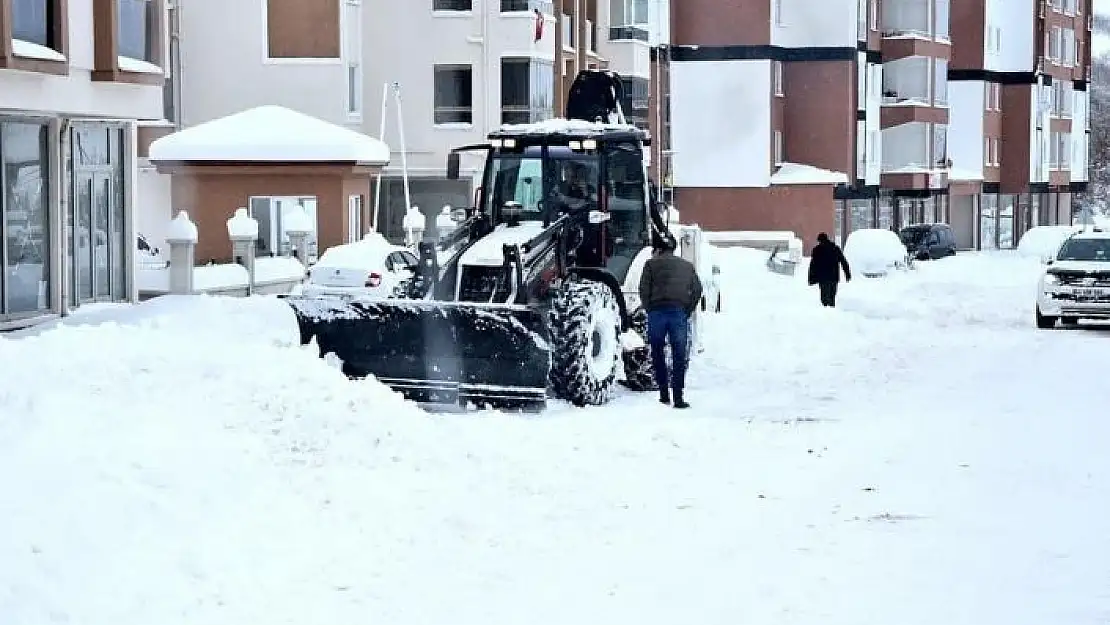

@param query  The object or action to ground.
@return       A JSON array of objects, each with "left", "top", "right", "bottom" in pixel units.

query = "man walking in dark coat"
[
  {"left": 638, "top": 235, "right": 703, "bottom": 408},
  {"left": 807, "top": 232, "right": 852, "bottom": 307}
]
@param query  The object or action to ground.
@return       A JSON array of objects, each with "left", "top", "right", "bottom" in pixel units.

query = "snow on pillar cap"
[
  {"left": 166, "top": 210, "right": 198, "bottom": 244},
  {"left": 284, "top": 205, "right": 313, "bottom": 235},
  {"left": 403, "top": 205, "right": 425, "bottom": 230},
  {"left": 436, "top": 205, "right": 455, "bottom": 229},
  {"left": 227, "top": 207, "right": 259, "bottom": 240}
]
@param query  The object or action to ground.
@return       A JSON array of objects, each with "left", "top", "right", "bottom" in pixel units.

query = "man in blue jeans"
[{"left": 638, "top": 235, "right": 703, "bottom": 409}]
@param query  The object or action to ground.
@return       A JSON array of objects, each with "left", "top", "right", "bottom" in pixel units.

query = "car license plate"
[{"left": 1075, "top": 288, "right": 1109, "bottom": 299}]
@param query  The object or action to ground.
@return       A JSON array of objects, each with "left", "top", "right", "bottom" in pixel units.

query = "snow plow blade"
[{"left": 285, "top": 296, "right": 552, "bottom": 410}]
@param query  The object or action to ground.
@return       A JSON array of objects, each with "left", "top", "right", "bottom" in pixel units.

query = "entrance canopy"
[{"left": 148, "top": 105, "right": 390, "bottom": 165}]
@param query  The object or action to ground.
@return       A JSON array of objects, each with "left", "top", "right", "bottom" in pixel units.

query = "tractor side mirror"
[
  {"left": 451, "top": 207, "right": 468, "bottom": 222},
  {"left": 446, "top": 152, "right": 461, "bottom": 180},
  {"left": 588, "top": 210, "right": 611, "bottom": 224}
]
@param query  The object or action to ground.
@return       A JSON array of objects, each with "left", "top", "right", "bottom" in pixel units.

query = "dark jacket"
[
  {"left": 808, "top": 240, "right": 852, "bottom": 285},
  {"left": 639, "top": 252, "right": 703, "bottom": 315}
]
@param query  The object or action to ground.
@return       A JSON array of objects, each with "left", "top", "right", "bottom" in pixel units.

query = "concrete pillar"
[
  {"left": 436, "top": 205, "right": 456, "bottom": 244},
  {"left": 284, "top": 204, "right": 314, "bottom": 264},
  {"left": 403, "top": 205, "right": 425, "bottom": 247},
  {"left": 165, "top": 210, "right": 198, "bottom": 295},
  {"left": 227, "top": 207, "right": 258, "bottom": 295}
]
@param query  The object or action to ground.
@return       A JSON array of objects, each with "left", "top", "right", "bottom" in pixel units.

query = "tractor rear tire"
[
  {"left": 549, "top": 280, "right": 622, "bottom": 406},
  {"left": 621, "top": 308, "right": 657, "bottom": 392}
]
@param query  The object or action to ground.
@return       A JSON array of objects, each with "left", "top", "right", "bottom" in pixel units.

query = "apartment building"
[
  {"left": 667, "top": 0, "right": 1088, "bottom": 252},
  {"left": 948, "top": 0, "right": 1091, "bottom": 249},
  {"left": 0, "top": 0, "right": 167, "bottom": 329},
  {"left": 168, "top": 0, "right": 663, "bottom": 245},
  {"left": 668, "top": 0, "right": 864, "bottom": 251}
]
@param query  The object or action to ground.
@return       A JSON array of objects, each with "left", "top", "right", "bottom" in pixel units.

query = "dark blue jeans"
[{"left": 647, "top": 306, "right": 690, "bottom": 393}]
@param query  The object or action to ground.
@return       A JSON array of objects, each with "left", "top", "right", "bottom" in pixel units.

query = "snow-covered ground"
[{"left": 2, "top": 248, "right": 1110, "bottom": 624}]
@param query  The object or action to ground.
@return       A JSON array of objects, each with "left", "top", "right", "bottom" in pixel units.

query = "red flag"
[{"left": 534, "top": 8, "right": 544, "bottom": 42}]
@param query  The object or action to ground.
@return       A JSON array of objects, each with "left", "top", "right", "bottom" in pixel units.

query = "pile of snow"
[
  {"left": 842, "top": 228, "right": 910, "bottom": 277},
  {"left": 770, "top": 162, "right": 848, "bottom": 186},
  {"left": 4, "top": 252, "right": 1110, "bottom": 624},
  {"left": 1017, "top": 225, "right": 1078, "bottom": 262},
  {"left": 312, "top": 232, "right": 400, "bottom": 271}
]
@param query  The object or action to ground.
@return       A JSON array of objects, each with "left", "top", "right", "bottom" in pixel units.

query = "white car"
[
  {"left": 1035, "top": 229, "right": 1110, "bottom": 328},
  {"left": 301, "top": 233, "right": 419, "bottom": 301},
  {"left": 843, "top": 228, "right": 912, "bottom": 278}
]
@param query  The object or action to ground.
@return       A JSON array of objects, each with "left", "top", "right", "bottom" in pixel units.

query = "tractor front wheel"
[{"left": 549, "top": 280, "right": 622, "bottom": 406}]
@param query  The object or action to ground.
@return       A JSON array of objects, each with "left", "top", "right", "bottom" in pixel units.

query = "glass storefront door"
[{"left": 68, "top": 124, "right": 127, "bottom": 305}]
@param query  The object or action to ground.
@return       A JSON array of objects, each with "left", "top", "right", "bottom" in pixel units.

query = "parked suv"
[
  {"left": 1035, "top": 229, "right": 1110, "bottom": 329},
  {"left": 899, "top": 223, "right": 957, "bottom": 260}
]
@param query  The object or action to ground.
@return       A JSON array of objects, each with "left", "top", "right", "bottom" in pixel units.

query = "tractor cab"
[{"left": 447, "top": 122, "right": 654, "bottom": 282}]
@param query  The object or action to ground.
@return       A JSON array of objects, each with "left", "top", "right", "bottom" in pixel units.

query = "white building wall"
[
  {"left": 984, "top": 0, "right": 1035, "bottom": 72},
  {"left": 947, "top": 81, "right": 986, "bottom": 179},
  {"left": 671, "top": 60, "right": 771, "bottom": 187},
  {"left": 1031, "top": 82, "right": 1050, "bottom": 182},
  {"left": 178, "top": 0, "right": 352, "bottom": 128},
  {"left": 648, "top": 0, "right": 670, "bottom": 45},
  {"left": 0, "top": 2, "right": 163, "bottom": 119},
  {"left": 363, "top": 4, "right": 558, "bottom": 178},
  {"left": 771, "top": 0, "right": 857, "bottom": 48},
  {"left": 865, "top": 62, "right": 882, "bottom": 184},
  {"left": 1071, "top": 89, "right": 1088, "bottom": 182},
  {"left": 136, "top": 165, "right": 174, "bottom": 248}
]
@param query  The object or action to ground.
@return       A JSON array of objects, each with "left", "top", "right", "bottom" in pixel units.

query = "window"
[
  {"left": 932, "top": 123, "right": 947, "bottom": 166},
  {"left": 117, "top": 0, "right": 156, "bottom": 62},
  {"left": 434, "top": 64, "right": 473, "bottom": 125},
  {"left": 604, "top": 141, "right": 648, "bottom": 261},
  {"left": 344, "top": 0, "right": 362, "bottom": 119},
  {"left": 933, "top": 59, "right": 947, "bottom": 105},
  {"left": 248, "top": 196, "right": 319, "bottom": 260},
  {"left": 1049, "top": 26, "right": 1061, "bottom": 62},
  {"left": 1, "top": 121, "right": 50, "bottom": 317},
  {"left": 773, "top": 61, "right": 784, "bottom": 97},
  {"left": 774, "top": 130, "right": 783, "bottom": 164},
  {"left": 774, "top": 0, "right": 784, "bottom": 25},
  {"left": 1059, "top": 132, "right": 1071, "bottom": 169},
  {"left": 348, "top": 195, "right": 363, "bottom": 243},
  {"left": 992, "top": 138, "right": 1000, "bottom": 165},
  {"left": 265, "top": 0, "right": 341, "bottom": 59},
  {"left": 857, "top": 0, "right": 867, "bottom": 39},
  {"left": 1064, "top": 0, "right": 1077, "bottom": 15},
  {"left": 11, "top": 0, "right": 58, "bottom": 50},
  {"left": 435, "top": 0, "right": 472, "bottom": 9},
  {"left": 869, "top": 0, "right": 878, "bottom": 30},
  {"left": 856, "top": 120, "right": 866, "bottom": 178},
  {"left": 1063, "top": 28, "right": 1075, "bottom": 67},
  {"left": 501, "top": 57, "right": 554, "bottom": 124},
  {"left": 935, "top": 0, "right": 949, "bottom": 40},
  {"left": 1050, "top": 131, "right": 1060, "bottom": 168}
]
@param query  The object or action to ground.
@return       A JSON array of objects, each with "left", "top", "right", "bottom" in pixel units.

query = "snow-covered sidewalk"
[{"left": 1, "top": 249, "right": 1108, "bottom": 624}]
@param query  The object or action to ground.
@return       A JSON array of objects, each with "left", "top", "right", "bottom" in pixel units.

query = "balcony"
[
  {"left": 882, "top": 57, "right": 931, "bottom": 106},
  {"left": 882, "top": 0, "right": 931, "bottom": 38},
  {"left": 501, "top": 0, "right": 554, "bottom": 11}
]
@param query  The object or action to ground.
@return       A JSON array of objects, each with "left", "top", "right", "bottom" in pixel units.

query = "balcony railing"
[
  {"left": 609, "top": 25, "right": 649, "bottom": 42},
  {"left": 501, "top": 0, "right": 553, "bottom": 11},
  {"left": 882, "top": 0, "right": 932, "bottom": 38},
  {"left": 882, "top": 57, "right": 931, "bottom": 105}
]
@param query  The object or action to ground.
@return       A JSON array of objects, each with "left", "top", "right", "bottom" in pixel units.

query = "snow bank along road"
[{"left": 1, "top": 249, "right": 1108, "bottom": 625}]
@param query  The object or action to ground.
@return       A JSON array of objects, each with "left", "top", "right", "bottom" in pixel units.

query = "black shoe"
[
  {"left": 659, "top": 391, "right": 671, "bottom": 405},
  {"left": 673, "top": 391, "right": 689, "bottom": 409}
]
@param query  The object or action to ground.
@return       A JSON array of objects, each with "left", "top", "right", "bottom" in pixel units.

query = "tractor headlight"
[
  {"left": 582, "top": 139, "right": 598, "bottom": 150},
  {"left": 1043, "top": 273, "right": 1059, "bottom": 286}
]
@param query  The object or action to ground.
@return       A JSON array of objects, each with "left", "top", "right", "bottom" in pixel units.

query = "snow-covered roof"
[
  {"left": 494, "top": 117, "right": 648, "bottom": 139},
  {"left": 770, "top": 162, "right": 848, "bottom": 186},
  {"left": 148, "top": 105, "right": 390, "bottom": 165}
]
